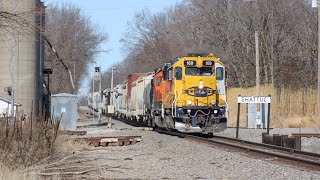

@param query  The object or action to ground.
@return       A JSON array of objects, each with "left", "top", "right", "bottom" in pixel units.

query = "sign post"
[
  {"left": 267, "top": 99, "right": 271, "bottom": 135},
  {"left": 236, "top": 95, "right": 271, "bottom": 139},
  {"left": 236, "top": 95, "right": 241, "bottom": 139}
]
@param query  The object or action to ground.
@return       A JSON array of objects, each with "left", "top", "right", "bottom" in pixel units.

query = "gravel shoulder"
[{"left": 26, "top": 113, "right": 320, "bottom": 179}]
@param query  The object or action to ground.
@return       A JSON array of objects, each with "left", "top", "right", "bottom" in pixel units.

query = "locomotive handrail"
[
  {"left": 162, "top": 93, "right": 171, "bottom": 118},
  {"left": 171, "top": 89, "right": 183, "bottom": 117}
]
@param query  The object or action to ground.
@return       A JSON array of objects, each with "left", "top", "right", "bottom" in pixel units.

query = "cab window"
[
  {"left": 156, "top": 76, "right": 162, "bottom": 86},
  {"left": 174, "top": 67, "right": 182, "bottom": 80},
  {"left": 185, "top": 67, "right": 213, "bottom": 76},
  {"left": 216, "top": 67, "right": 224, "bottom": 80}
]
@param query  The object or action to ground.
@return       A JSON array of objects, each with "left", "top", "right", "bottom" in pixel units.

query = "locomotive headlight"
[
  {"left": 210, "top": 100, "right": 216, "bottom": 105},
  {"left": 187, "top": 109, "right": 191, "bottom": 113},
  {"left": 199, "top": 81, "right": 204, "bottom": 89},
  {"left": 187, "top": 100, "right": 192, "bottom": 105},
  {"left": 213, "top": 109, "right": 218, "bottom": 114}
]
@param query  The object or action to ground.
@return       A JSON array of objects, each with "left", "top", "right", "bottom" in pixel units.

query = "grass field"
[{"left": 227, "top": 86, "right": 319, "bottom": 128}]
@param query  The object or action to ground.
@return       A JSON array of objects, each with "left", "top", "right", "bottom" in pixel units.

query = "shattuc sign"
[
  {"left": 237, "top": 96, "right": 271, "bottom": 104},
  {"left": 235, "top": 95, "right": 271, "bottom": 139}
]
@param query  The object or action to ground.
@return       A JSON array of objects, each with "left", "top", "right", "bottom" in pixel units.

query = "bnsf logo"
[{"left": 185, "top": 86, "right": 215, "bottom": 97}]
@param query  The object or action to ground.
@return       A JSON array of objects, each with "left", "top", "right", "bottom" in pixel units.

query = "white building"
[{"left": 0, "top": 96, "right": 21, "bottom": 117}]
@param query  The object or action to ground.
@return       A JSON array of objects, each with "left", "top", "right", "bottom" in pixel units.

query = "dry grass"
[
  {"left": 0, "top": 164, "right": 25, "bottom": 179},
  {"left": 0, "top": 112, "right": 91, "bottom": 179},
  {"left": 78, "top": 109, "right": 91, "bottom": 122},
  {"left": 0, "top": 116, "right": 60, "bottom": 172},
  {"left": 54, "top": 137, "right": 90, "bottom": 154},
  {"left": 227, "top": 85, "right": 319, "bottom": 128}
]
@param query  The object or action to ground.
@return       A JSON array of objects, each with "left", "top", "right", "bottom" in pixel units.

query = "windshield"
[
  {"left": 216, "top": 67, "right": 224, "bottom": 80},
  {"left": 185, "top": 67, "right": 213, "bottom": 76}
]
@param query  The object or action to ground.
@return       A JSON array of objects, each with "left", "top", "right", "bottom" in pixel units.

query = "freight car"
[
  {"left": 110, "top": 73, "right": 144, "bottom": 118},
  {"left": 129, "top": 72, "right": 154, "bottom": 121},
  {"left": 94, "top": 53, "right": 227, "bottom": 134},
  {"left": 117, "top": 82, "right": 128, "bottom": 117}
]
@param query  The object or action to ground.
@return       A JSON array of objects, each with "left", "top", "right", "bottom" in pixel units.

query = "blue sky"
[{"left": 44, "top": 0, "right": 182, "bottom": 94}]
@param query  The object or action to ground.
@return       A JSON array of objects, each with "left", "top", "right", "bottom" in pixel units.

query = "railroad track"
[
  {"left": 154, "top": 128, "right": 320, "bottom": 171},
  {"left": 113, "top": 117, "right": 320, "bottom": 171}
]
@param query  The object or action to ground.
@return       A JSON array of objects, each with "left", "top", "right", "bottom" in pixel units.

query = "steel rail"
[
  {"left": 154, "top": 128, "right": 320, "bottom": 169},
  {"left": 113, "top": 117, "right": 320, "bottom": 169},
  {"left": 290, "top": 133, "right": 320, "bottom": 137},
  {"left": 210, "top": 134, "right": 320, "bottom": 158}
]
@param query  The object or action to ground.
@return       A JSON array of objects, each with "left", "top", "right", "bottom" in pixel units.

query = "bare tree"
[
  {"left": 45, "top": 3, "right": 108, "bottom": 94},
  {"left": 102, "top": 0, "right": 318, "bottom": 90}
]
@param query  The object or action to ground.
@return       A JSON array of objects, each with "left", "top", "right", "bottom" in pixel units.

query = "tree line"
[{"left": 100, "top": 0, "right": 317, "bottom": 90}]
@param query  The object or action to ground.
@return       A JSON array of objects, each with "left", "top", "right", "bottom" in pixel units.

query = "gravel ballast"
[{"left": 35, "top": 116, "right": 320, "bottom": 179}]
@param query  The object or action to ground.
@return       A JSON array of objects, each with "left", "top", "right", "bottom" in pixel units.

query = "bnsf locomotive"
[{"left": 92, "top": 53, "right": 228, "bottom": 134}]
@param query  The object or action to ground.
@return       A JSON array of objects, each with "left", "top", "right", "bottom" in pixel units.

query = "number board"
[
  {"left": 184, "top": 60, "right": 196, "bottom": 66},
  {"left": 203, "top": 60, "right": 214, "bottom": 66}
]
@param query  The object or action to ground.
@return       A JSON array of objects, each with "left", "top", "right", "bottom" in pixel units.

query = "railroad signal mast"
[
  {"left": 107, "top": 67, "right": 115, "bottom": 128},
  {"left": 93, "top": 66, "right": 102, "bottom": 122}
]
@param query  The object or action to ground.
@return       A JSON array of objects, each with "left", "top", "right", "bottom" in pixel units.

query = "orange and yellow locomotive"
[{"left": 152, "top": 53, "right": 227, "bottom": 133}]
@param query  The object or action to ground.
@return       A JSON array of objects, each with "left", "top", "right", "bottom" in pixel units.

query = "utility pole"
[
  {"left": 110, "top": 66, "right": 114, "bottom": 106},
  {"left": 108, "top": 66, "right": 115, "bottom": 128},
  {"left": 73, "top": 62, "right": 76, "bottom": 92},
  {"left": 318, "top": 0, "right": 320, "bottom": 125},
  {"left": 255, "top": 31, "right": 260, "bottom": 97},
  {"left": 98, "top": 67, "right": 102, "bottom": 122},
  {"left": 92, "top": 74, "right": 94, "bottom": 122},
  {"left": 11, "top": 0, "right": 17, "bottom": 121},
  {"left": 73, "top": 19, "right": 79, "bottom": 94}
]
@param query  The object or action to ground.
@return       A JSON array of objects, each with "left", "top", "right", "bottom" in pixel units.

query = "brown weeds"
[{"left": 0, "top": 115, "right": 60, "bottom": 169}]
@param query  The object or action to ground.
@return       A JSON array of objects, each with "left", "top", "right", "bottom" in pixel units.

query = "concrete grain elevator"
[{"left": 0, "top": 0, "right": 45, "bottom": 115}]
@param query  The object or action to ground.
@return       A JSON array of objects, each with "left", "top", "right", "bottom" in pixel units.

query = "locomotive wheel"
[
  {"left": 154, "top": 116, "right": 162, "bottom": 127},
  {"left": 152, "top": 117, "right": 155, "bottom": 127},
  {"left": 149, "top": 116, "right": 155, "bottom": 127},
  {"left": 162, "top": 117, "right": 168, "bottom": 129},
  {"left": 165, "top": 115, "right": 174, "bottom": 129},
  {"left": 147, "top": 118, "right": 151, "bottom": 127}
]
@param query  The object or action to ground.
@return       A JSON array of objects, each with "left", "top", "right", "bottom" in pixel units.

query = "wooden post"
[{"left": 236, "top": 95, "right": 241, "bottom": 139}]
